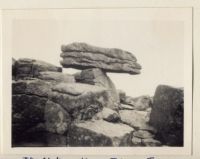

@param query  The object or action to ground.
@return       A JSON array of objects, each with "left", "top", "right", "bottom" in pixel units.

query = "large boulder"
[
  {"left": 149, "top": 85, "right": 184, "bottom": 146},
  {"left": 60, "top": 42, "right": 141, "bottom": 74},
  {"left": 14, "top": 58, "right": 62, "bottom": 79},
  {"left": 67, "top": 120, "right": 134, "bottom": 146},
  {"left": 75, "top": 68, "right": 120, "bottom": 110},
  {"left": 50, "top": 83, "right": 111, "bottom": 120}
]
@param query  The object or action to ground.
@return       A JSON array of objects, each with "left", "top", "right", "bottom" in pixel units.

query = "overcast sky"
[{"left": 11, "top": 9, "right": 184, "bottom": 97}]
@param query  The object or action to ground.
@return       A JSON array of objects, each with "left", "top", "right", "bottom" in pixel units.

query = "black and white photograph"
[{"left": 1, "top": 7, "right": 193, "bottom": 156}]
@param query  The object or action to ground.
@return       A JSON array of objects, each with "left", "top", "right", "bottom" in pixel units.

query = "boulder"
[
  {"left": 75, "top": 68, "right": 120, "bottom": 109},
  {"left": 15, "top": 58, "right": 62, "bottom": 79},
  {"left": 67, "top": 120, "right": 134, "bottom": 146},
  {"left": 94, "top": 107, "right": 120, "bottom": 122},
  {"left": 50, "top": 83, "right": 111, "bottom": 120},
  {"left": 122, "top": 95, "right": 152, "bottom": 111},
  {"left": 44, "top": 100, "right": 71, "bottom": 135},
  {"left": 119, "top": 110, "right": 156, "bottom": 132},
  {"left": 149, "top": 85, "right": 184, "bottom": 146},
  {"left": 60, "top": 42, "right": 141, "bottom": 74}
]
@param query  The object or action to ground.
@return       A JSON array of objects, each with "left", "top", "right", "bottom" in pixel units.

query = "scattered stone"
[
  {"left": 119, "top": 110, "right": 156, "bottom": 132},
  {"left": 75, "top": 68, "right": 120, "bottom": 110},
  {"left": 68, "top": 120, "right": 134, "bottom": 146},
  {"left": 149, "top": 85, "right": 184, "bottom": 146},
  {"left": 122, "top": 95, "right": 152, "bottom": 111},
  {"left": 142, "top": 138, "right": 162, "bottom": 146},
  {"left": 133, "top": 130, "right": 154, "bottom": 139},
  {"left": 94, "top": 107, "right": 120, "bottom": 122},
  {"left": 60, "top": 42, "right": 141, "bottom": 74}
]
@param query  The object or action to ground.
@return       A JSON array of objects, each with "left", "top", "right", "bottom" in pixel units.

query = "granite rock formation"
[
  {"left": 12, "top": 43, "right": 183, "bottom": 147},
  {"left": 60, "top": 42, "right": 141, "bottom": 74}
]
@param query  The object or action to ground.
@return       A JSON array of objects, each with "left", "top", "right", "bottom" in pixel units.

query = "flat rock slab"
[
  {"left": 60, "top": 42, "right": 141, "bottom": 74},
  {"left": 68, "top": 120, "right": 134, "bottom": 146},
  {"left": 38, "top": 71, "right": 75, "bottom": 83}
]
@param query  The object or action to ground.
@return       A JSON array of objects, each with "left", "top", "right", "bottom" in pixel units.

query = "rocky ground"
[{"left": 12, "top": 42, "right": 184, "bottom": 147}]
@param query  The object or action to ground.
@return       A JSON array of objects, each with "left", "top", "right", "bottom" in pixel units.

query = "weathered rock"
[
  {"left": 38, "top": 71, "right": 75, "bottom": 83},
  {"left": 94, "top": 107, "right": 120, "bottom": 122},
  {"left": 45, "top": 100, "right": 71, "bottom": 135},
  {"left": 122, "top": 95, "right": 152, "bottom": 111},
  {"left": 131, "top": 136, "right": 142, "bottom": 146},
  {"left": 142, "top": 138, "right": 162, "bottom": 146},
  {"left": 133, "top": 130, "right": 154, "bottom": 139},
  {"left": 149, "top": 85, "right": 184, "bottom": 146},
  {"left": 60, "top": 42, "right": 141, "bottom": 74},
  {"left": 119, "top": 110, "right": 156, "bottom": 132},
  {"left": 12, "top": 79, "right": 52, "bottom": 97},
  {"left": 50, "top": 83, "right": 111, "bottom": 120},
  {"left": 12, "top": 94, "right": 48, "bottom": 144},
  {"left": 12, "top": 94, "right": 47, "bottom": 125},
  {"left": 75, "top": 68, "right": 120, "bottom": 109},
  {"left": 68, "top": 120, "right": 134, "bottom": 146},
  {"left": 15, "top": 58, "right": 62, "bottom": 79}
]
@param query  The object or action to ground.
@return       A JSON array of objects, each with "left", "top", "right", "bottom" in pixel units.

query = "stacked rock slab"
[
  {"left": 60, "top": 42, "right": 141, "bottom": 74},
  {"left": 61, "top": 42, "right": 141, "bottom": 110}
]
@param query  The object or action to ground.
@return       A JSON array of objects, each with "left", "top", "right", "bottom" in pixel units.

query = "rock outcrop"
[
  {"left": 12, "top": 43, "right": 183, "bottom": 147},
  {"left": 60, "top": 42, "right": 141, "bottom": 74},
  {"left": 149, "top": 85, "right": 184, "bottom": 146}
]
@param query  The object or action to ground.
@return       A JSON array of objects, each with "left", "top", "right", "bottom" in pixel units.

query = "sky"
[{"left": 11, "top": 9, "right": 184, "bottom": 97}]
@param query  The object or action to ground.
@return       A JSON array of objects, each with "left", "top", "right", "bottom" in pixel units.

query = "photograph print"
[{"left": 9, "top": 8, "right": 191, "bottom": 148}]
